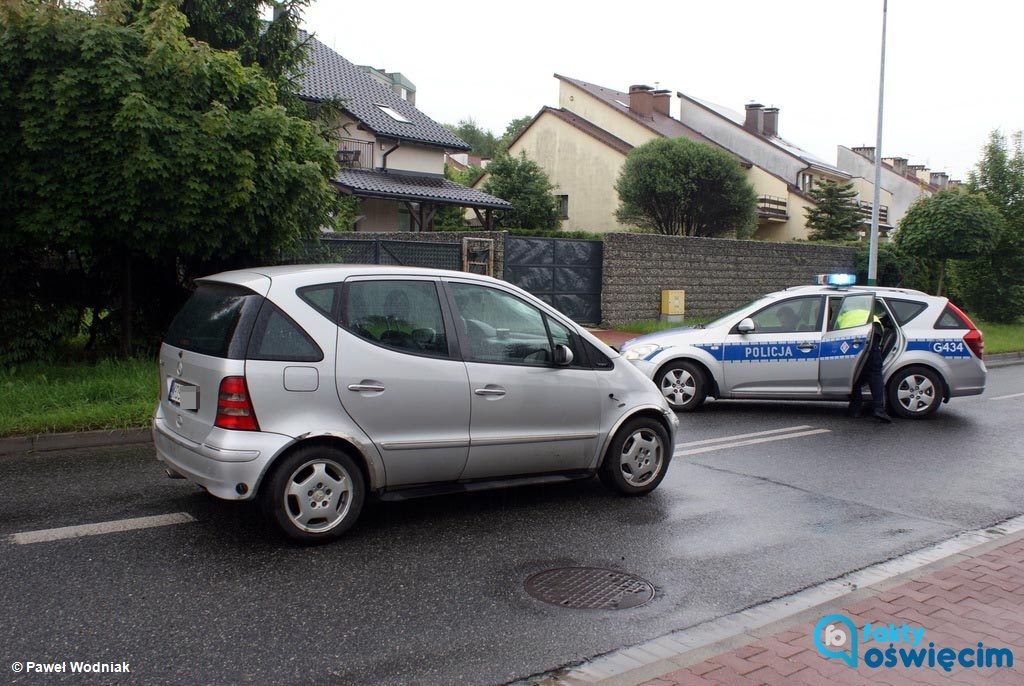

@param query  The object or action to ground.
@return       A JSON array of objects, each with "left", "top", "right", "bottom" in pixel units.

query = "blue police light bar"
[{"left": 814, "top": 273, "right": 857, "bottom": 287}]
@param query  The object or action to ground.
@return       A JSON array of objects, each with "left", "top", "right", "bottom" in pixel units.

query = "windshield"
[{"left": 702, "top": 298, "right": 766, "bottom": 329}]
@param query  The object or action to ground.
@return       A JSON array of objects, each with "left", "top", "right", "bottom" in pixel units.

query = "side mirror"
[
  {"left": 737, "top": 318, "right": 756, "bottom": 334},
  {"left": 553, "top": 344, "right": 574, "bottom": 366}
]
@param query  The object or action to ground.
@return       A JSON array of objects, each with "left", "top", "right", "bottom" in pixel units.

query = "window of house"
[
  {"left": 375, "top": 104, "right": 411, "bottom": 123},
  {"left": 397, "top": 205, "right": 412, "bottom": 231},
  {"left": 556, "top": 195, "right": 569, "bottom": 219}
]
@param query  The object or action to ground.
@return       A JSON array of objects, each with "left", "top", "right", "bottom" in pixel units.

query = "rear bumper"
[{"left": 152, "top": 409, "right": 291, "bottom": 500}]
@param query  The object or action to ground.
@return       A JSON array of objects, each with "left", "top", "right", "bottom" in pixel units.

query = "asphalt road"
[{"left": 2, "top": 365, "right": 1023, "bottom": 686}]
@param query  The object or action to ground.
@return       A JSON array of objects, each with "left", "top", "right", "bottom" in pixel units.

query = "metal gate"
[{"left": 504, "top": 236, "right": 602, "bottom": 324}]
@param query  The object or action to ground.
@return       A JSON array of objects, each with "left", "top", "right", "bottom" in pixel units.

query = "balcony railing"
[
  {"left": 854, "top": 199, "right": 889, "bottom": 225},
  {"left": 336, "top": 138, "right": 375, "bottom": 170},
  {"left": 757, "top": 195, "right": 788, "bottom": 221}
]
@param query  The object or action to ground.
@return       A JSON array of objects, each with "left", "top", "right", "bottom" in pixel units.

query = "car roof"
[
  {"left": 781, "top": 284, "right": 933, "bottom": 298},
  {"left": 199, "top": 264, "right": 503, "bottom": 288}
]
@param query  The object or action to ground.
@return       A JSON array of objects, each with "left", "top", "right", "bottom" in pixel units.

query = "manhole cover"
[{"left": 525, "top": 567, "right": 655, "bottom": 610}]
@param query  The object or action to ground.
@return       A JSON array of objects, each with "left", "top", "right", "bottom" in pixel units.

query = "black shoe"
[
  {"left": 872, "top": 410, "right": 892, "bottom": 423},
  {"left": 848, "top": 405, "right": 863, "bottom": 418}
]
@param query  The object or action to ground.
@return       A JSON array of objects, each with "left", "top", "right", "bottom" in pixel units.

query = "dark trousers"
[{"left": 851, "top": 343, "right": 884, "bottom": 413}]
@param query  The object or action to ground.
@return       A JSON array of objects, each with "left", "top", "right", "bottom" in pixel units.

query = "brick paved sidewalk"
[
  {"left": 588, "top": 329, "right": 634, "bottom": 350},
  {"left": 640, "top": 537, "right": 1024, "bottom": 685}
]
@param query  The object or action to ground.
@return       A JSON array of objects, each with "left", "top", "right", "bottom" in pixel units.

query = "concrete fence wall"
[{"left": 600, "top": 233, "right": 857, "bottom": 325}]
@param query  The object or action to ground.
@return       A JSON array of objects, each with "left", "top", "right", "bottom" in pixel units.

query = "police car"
[{"left": 620, "top": 275, "right": 986, "bottom": 419}]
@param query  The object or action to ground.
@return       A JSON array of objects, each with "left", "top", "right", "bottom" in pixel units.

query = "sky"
[{"left": 300, "top": 0, "right": 1022, "bottom": 180}]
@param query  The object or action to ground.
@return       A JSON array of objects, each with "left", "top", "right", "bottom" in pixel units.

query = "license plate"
[{"left": 168, "top": 380, "right": 198, "bottom": 411}]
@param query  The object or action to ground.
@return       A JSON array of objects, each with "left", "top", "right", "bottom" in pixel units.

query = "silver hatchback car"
[
  {"left": 620, "top": 282, "right": 986, "bottom": 419},
  {"left": 154, "top": 265, "right": 678, "bottom": 542}
]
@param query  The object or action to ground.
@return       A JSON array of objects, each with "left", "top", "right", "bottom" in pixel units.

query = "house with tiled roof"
[
  {"left": 836, "top": 146, "right": 951, "bottom": 228},
  {"left": 675, "top": 94, "right": 896, "bottom": 239},
  {"left": 296, "top": 34, "right": 510, "bottom": 231},
  {"left": 484, "top": 74, "right": 861, "bottom": 240},
  {"left": 475, "top": 76, "right": 744, "bottom": 234}
]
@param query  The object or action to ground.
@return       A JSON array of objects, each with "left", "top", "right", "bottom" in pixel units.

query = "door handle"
[
  {"left": 797, "top": 343, "right": 816, "bottom": 352},
  {"left": 348, "top": 383, "right": 386, "bottom": 393},
  {"left": 474, "top": 387, "right": 506, "bottom": 397}
]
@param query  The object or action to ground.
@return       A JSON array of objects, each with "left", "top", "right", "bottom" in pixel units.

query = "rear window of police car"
[{"left": 885, "top": 298, "right": 927, "bottom": 325}]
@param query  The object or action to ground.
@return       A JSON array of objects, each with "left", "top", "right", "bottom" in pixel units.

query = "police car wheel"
[
  {"left": 599, "top": 417, "right": 671, "bottom": 496},
  {"left": 886, "top": 366, "right": 943, "bottom": 419},
  {"left": 656, "top": 361, "right": 706, "bottom": 412}
]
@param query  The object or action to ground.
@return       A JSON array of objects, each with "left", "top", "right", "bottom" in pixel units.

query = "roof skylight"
[{"left": 375, "top": 104, "right": 411, "bottom": 123}]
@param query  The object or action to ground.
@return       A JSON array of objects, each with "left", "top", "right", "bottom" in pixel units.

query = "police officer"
[{"left": 837, "top": 306, "right": 891, "bottom": 423}]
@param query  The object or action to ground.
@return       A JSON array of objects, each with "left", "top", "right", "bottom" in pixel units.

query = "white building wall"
[{"left": 836, "top": 146, "right": 932, "bottom": 228}]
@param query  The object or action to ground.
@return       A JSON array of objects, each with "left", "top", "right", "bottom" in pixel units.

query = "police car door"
[
  {"left": 721, "top": 295, "right": 825, "bottom": 397},
  {"left": 819, "top": 292, "right": 876, "bottom": 396}
]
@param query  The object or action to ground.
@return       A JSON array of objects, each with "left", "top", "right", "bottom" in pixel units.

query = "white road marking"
[
  {"left": 988, "top": 392, "right": 1024, "bottom": 401},
  {"left": 9, "top": 513, "right": 195, "bottom": 545},
  {"left": 676, "top": 425, "right": 813, "bottom": 449},
  {"left": 675, "top": 428, "right": 831, "bottom": 457}
]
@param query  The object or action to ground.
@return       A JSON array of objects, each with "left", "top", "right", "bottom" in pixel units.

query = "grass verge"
[
  {"left": 0, "top": 358, "right": 158, "bottom": 437},
  {"left": 977, "top": 319, "right": 1024, "bottom": 355}
]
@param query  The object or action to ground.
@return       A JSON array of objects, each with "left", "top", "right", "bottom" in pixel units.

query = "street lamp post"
[{"left": 868, "top": 0, "right": 888, "bottom": 286}]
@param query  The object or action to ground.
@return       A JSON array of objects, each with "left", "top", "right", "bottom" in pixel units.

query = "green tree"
[
  {"left": 615, "top": 138, "right": 757, "bottom": 237},
  {"left": 0, "top": 1, "right": 339, "bottom": 356},
  {"left": 895, "top": 190, "right": 1004, "bottom": 296},
  {"left": 108, "top": 0, "right": 312, "bottom": 97},
  {"left": 956, "top": 131, "right": 1024, "bottom": 322},
  {"left": 444, "top": 118, "right": 499, "bottom": 158},
  {"left": 482, "top": 153, "right": 560, "bottom": 230},
  {"left": 433, "top": 162, "right": 484, "bottom": 230},
  {"left": 804, "top": 180, "right": 863, "bottom": 242},
  {"left": 498, "top": 114, "right": 532, "bottom": 153}
]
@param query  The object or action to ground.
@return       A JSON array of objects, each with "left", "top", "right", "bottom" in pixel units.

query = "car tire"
[
  {"left": 599, "top": 417, "right": 672, "bottom": 496},
  {"left": 886, "top": 365, "right": 943, "bottom": 419},
  {"left": 656, "top": 361, "right": 707, "bottom": 412},
  {"left": 261, "top": 446, "right": 365, "bottom": 543}
]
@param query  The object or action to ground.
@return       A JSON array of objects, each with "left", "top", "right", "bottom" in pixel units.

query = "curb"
[
  {"left": 986, "top": 351, "right": 1024, "bottom": 367},
  {"left": 0, "top": 428, "right": 151, "bottom": 457},
  {"left": 515, "top": 513, "right": 1024, "bottom": 685}
]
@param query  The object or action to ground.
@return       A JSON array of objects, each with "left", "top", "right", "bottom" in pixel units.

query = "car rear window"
[
  {"left": 885, "top": 298, "right": 928, "bottom": 325},
  {"left": 935, "top": 305, "right": 970, "bottom": 329},
  {"left": 164, "top": 283, "right": 262, "bottom": 359}
]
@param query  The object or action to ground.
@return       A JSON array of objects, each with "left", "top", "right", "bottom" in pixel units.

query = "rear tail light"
[
  {"left": 963, "top": 329, "right": 984, "bottom": 360},
  {"left": 215, "top": 376, "right": 260, "bottom": 431},
  {"left": 947, "top": 302, "right": 983, "bottom": 360}
]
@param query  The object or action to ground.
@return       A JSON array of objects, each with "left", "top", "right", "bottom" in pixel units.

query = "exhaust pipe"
[{"left": 164, "top": 468, "right": 185, "bottom": 479}]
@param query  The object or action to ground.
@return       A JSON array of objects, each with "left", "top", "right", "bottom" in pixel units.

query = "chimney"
[
  {"left": 628, "top": 84, "right": 654, "bottom": 119},
  {"left": 652, "top": 89, "right": 671, "bottom": 116},
  {"left": 852, "top": 146, "right": 875, "bottom": 162},
  {"left": 762, "top": 107, "right": 779, "bottom": 137},
  {"left": 744, "top": 103, "right": 764, "bottom": 134},
  {"left": 272, "top": 4, "right": 285, "bottom": 20},
  {"left": 890, "top": 157, "right": 908, "bottom": 176},
  {"left": 930, "top": 172, "right": 949, "bottom": 189}
]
